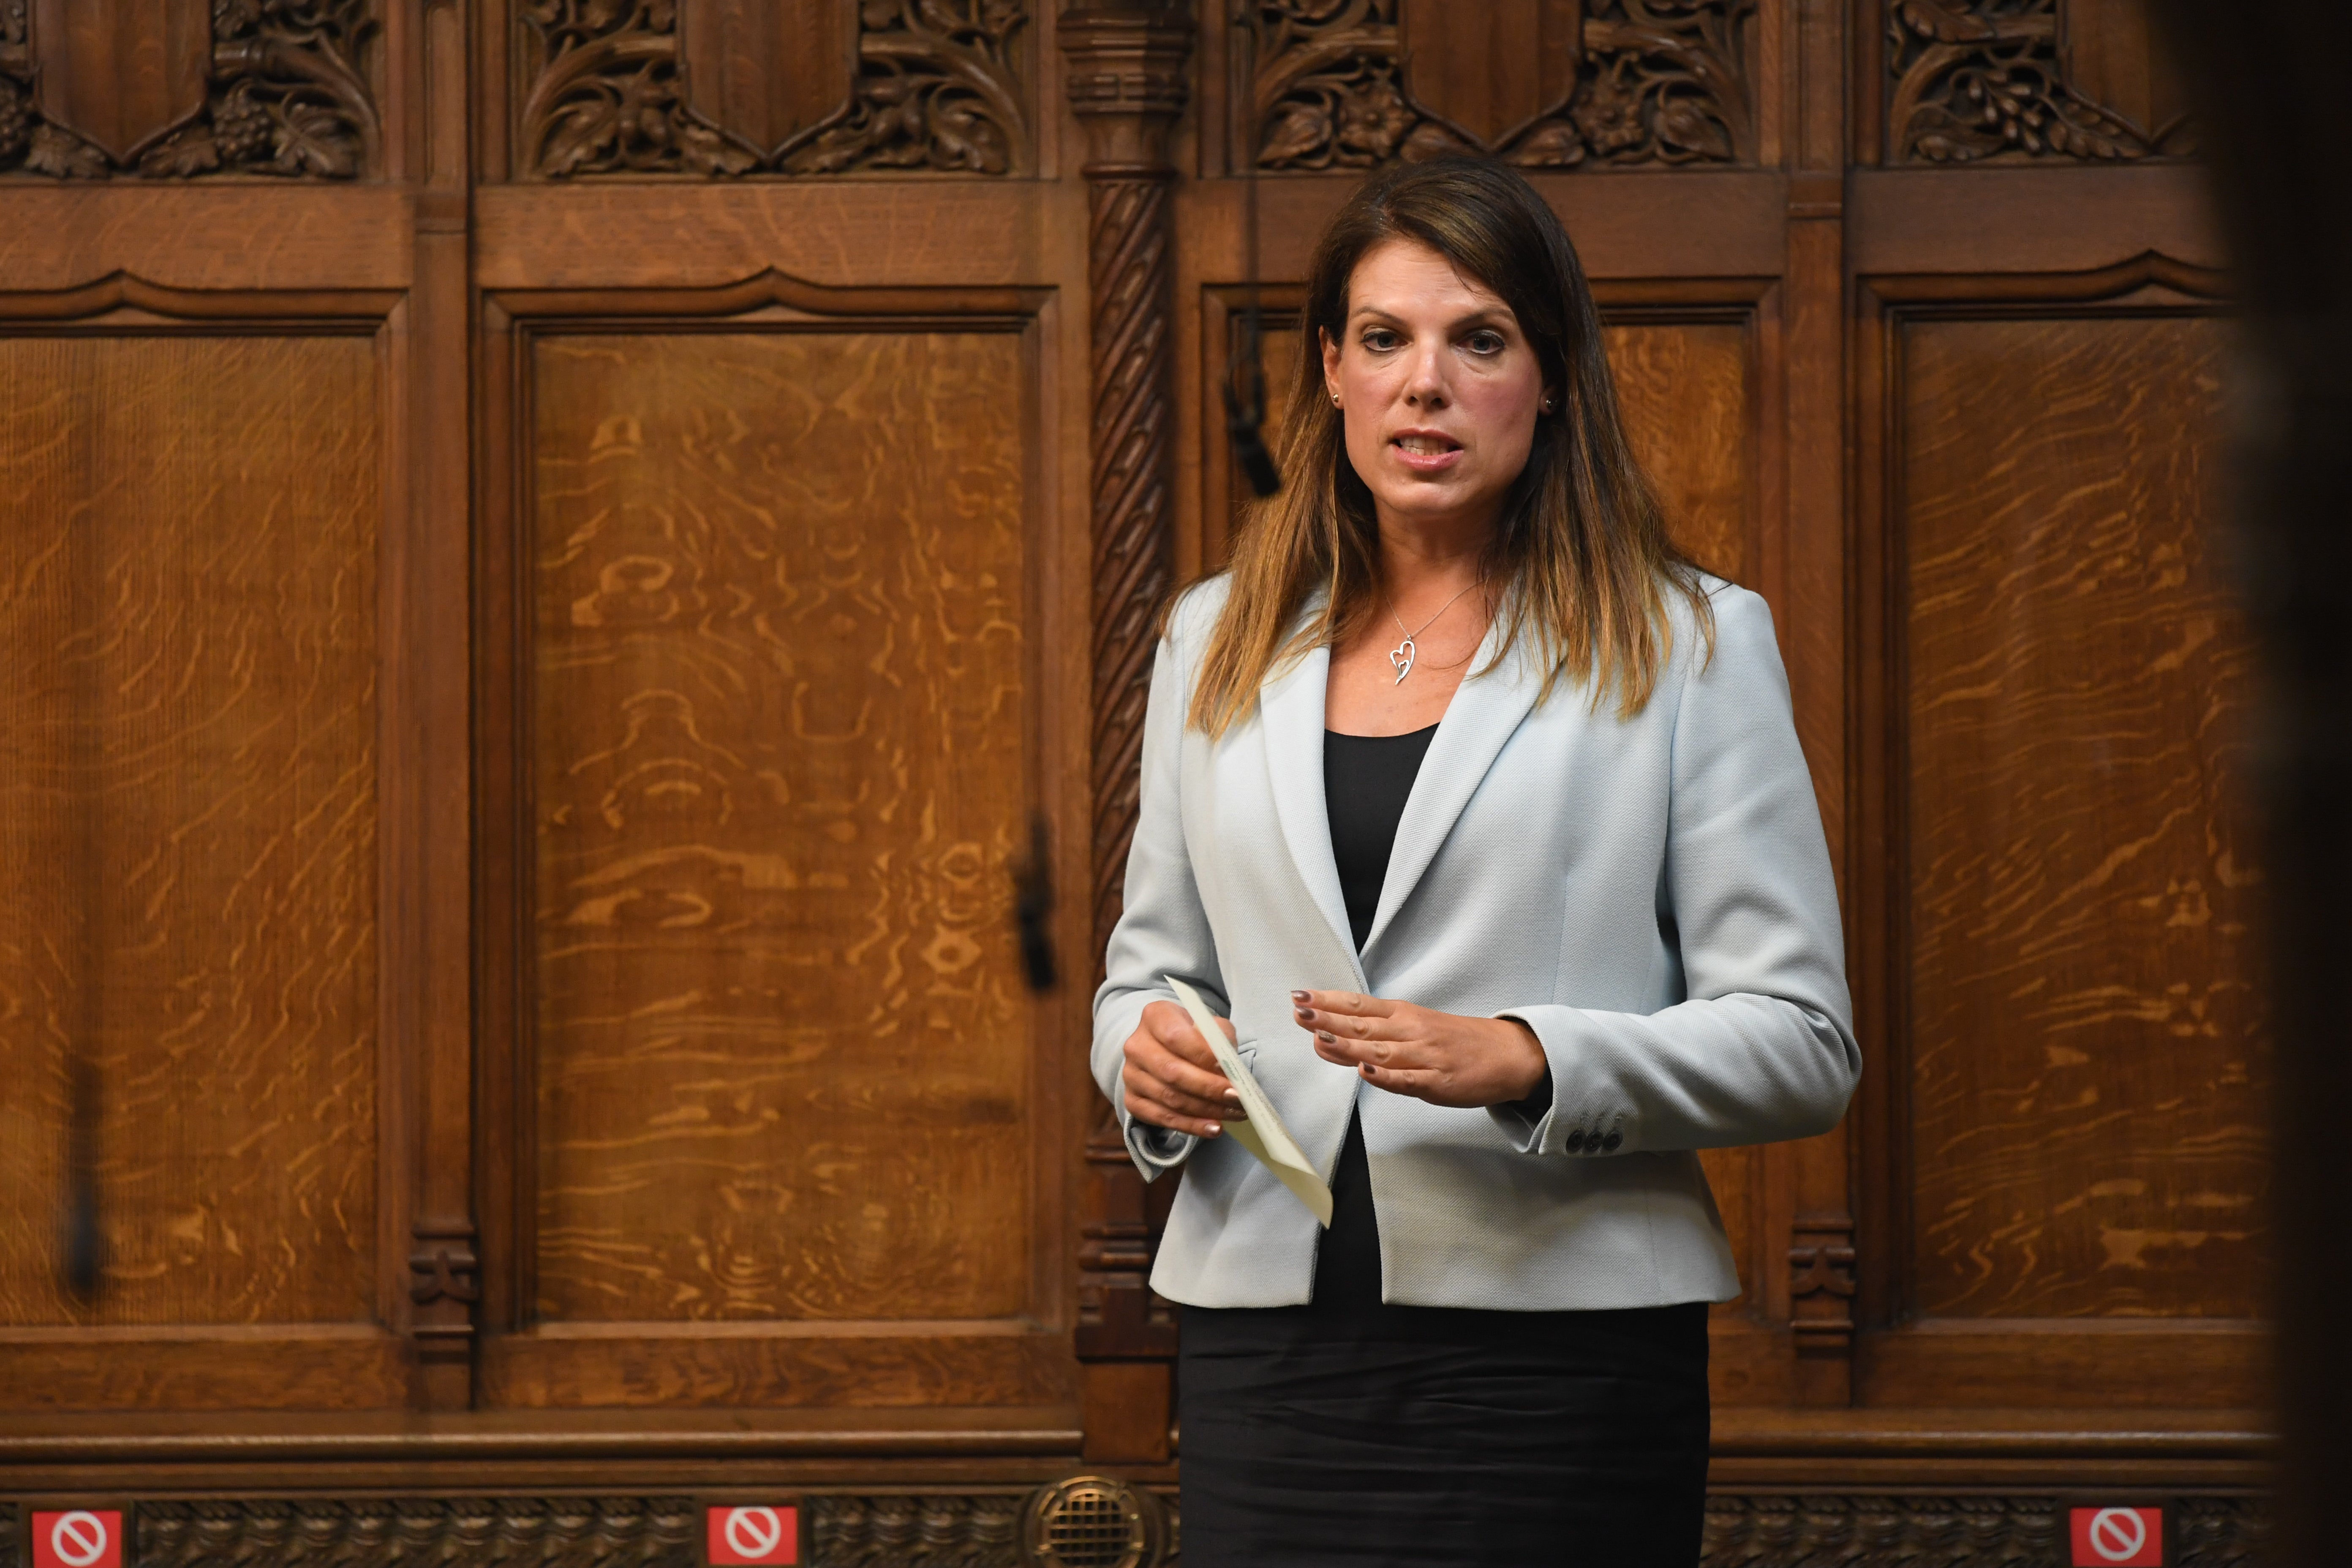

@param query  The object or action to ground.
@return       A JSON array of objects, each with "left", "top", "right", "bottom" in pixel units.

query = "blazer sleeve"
[
  {"left": 1490, "top": 587, "right": 1860, "bottom": 1157},
  {"left": 1090, "top": 595, "right": 1228, "bottom": 1181}
]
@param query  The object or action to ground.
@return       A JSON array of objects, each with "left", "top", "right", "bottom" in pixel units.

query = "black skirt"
[{"left": 1176, "top": 1116, "right": 1710, "bottom": 1568}]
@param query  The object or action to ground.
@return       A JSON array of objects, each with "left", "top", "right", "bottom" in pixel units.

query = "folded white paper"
[{"left": 1165, "top": 976, "right": 1333, "bottom": 1227}]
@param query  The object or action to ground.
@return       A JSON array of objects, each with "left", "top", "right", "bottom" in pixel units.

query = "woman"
[{"left": 1092, "top": 157, "right": 1857, "bottom": 1566}]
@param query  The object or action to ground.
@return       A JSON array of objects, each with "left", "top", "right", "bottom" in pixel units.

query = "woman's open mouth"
[{"left": 1389, "top": 431, "right": 1464, "bottom": 474}]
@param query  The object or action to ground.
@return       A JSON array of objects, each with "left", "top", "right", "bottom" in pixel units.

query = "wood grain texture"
[
  {"left": 0, "top": 1327, "right": 406, "bottom": 1412},
  {"left": 482, "top": 1326, "right": 1069, "bottom": 1410},
  {"left": 0, "top": 333, "right": 380, "bottom": 1330},
  {"left": 1604, "top": 320, "right": 1749, "bottom": 581},
  {"left": 529, "top": 329, "right": 1032, "bottom": 1326},
  {"left": 1900, "top": 313, "right": 2267, "bottom": 1319}
]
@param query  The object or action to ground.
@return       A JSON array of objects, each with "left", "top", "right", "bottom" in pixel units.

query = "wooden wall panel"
[
  {"left": 1899, "top": 313, "right": 2266, "bottom": 1321},
  {"left": 528, "top": 328, "right": 1033, "bottom": 1327},
  {"left": 0, "top": 332, "right": 381, "bottom": 1330},
  {"left": 1605, "top": 320, "right": 1750, "bottom": 583}
]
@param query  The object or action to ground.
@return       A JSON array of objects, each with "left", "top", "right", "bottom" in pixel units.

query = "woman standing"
[{"left": 1093, "top": 158, "right": 1857, "bottom": 1566}]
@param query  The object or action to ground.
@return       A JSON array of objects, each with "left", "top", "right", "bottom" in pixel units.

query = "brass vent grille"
[{"left": 1021, "top": 1476, "right": 1158, "bottom": 1568}]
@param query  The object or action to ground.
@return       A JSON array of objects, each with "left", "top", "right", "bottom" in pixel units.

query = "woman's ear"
[{"left": 1320, "top": 327, "right": 1343, "bottom": 402}]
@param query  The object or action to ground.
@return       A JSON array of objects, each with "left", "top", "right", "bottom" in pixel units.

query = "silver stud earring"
[{"left": 1330, "top": 391, "right": 1342, "bottom": 408}]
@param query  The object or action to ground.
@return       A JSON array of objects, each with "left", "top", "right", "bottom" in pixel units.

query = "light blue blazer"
[{"left": 1090, "top": 572, "right": 1859, "bottom": 1310}]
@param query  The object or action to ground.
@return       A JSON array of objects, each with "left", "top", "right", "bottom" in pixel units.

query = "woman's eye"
[
  {"left": 1361, "top": 329, "right": 1400, "bottom": 352},
  {"left": 1465, "top": 331, "right": 1505, "bottom": 355}
]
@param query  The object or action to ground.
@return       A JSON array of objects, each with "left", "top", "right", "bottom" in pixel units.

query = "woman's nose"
[{"left": 1402, "top": 342, "right": 1448, "bottom": 407}]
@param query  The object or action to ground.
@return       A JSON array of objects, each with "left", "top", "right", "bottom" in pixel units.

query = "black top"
[
  {"left": 1323, "top": 725, "right": 1440, "bottom": 950},
  {"left": 1184, "top": 723, "right": 1571, "bottom": 1348}
]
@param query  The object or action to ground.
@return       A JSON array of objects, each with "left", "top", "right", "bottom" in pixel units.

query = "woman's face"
[{"left": 1321, "top": 237, "right": 1550, "bottom": 536}]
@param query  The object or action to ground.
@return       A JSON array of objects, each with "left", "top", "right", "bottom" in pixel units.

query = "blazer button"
[
  {"left": 1565, "top": 1130, "right": 1587, "bottom": 1153},
  {"left": 1601, "top": 1132, "right": 1623, "bottom": 1152}
]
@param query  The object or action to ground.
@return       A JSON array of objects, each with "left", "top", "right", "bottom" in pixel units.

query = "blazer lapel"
[
  {"left": 1360, "top": 615, "right": 1546, "bottom": 961},
  {"left": 1258, "top": 638, "right": 1364, "bottom": 983}
]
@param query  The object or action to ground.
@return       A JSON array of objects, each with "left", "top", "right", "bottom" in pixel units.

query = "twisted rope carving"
[{"left": 1088, "top": 173, "right": 1178, "bottom": 972}]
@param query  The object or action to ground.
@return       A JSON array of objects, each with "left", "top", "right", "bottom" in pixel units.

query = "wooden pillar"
[
  {"left": 1780, "top": 0, "right": 1856, "bottom": 1408},
  {"left": 1062, "top": 0, "right": 1192, "bottom": 1465},
  {"left": 398, "top": 0, "right": 478, "bottom": 1409}
]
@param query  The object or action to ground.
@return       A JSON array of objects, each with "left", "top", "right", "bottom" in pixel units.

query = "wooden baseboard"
[{"left": 0, "top": 1487, "right": 2275, "bottom": 1568}]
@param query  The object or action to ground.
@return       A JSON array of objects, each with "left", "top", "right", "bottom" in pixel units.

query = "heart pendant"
[{"left": 1389, "top": 636, "right": 1416, "bottom": 685}]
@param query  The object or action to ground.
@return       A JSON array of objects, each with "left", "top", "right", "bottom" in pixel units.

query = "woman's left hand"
[{"left": 1293, "top": 990, "right": 1549, "bottom": 1109}]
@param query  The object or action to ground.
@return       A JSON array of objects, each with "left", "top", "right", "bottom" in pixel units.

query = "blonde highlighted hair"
[{"left": 1184, "top": 156, "right": 1712, "bottom": 738}]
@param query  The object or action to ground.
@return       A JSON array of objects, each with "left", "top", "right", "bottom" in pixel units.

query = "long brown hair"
[{"left": 1185, "top": 156, "right": 1712, "bottom": 738}]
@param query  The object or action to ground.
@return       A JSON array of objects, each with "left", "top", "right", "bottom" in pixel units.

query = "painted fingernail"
[
  {"left": 1290, "top": 990, "right": 1311, "bottom": 1003},
  {"left": 1204, "top": 1122, "right": 1222, "bottom": 1136},
  {"left": 1225, "top": 1089, "right": 1242, "bottom": 1102},
  {"left": 1317, "top": 1030, "right": 1336, "bottom": 1044},
  {"left": 1294, "top": 1007, "right": 1315, "bottom": 1024}
]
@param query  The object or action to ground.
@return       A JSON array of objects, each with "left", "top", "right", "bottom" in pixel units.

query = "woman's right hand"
[{"left": 1122, "top": 999, "right": 1244, "bottom": 1138}]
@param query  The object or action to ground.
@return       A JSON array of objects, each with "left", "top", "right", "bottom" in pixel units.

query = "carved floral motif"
[
  {"left": 1888, "top": 0, "right": 2195, "bottom": 162},
  {"left": 0, "top": 0, "right": 379, "bottom": 180},
  {"left": 1240, "top": 0, "right": 1755, "bottom": 170},
  {"left": 519, "top": 0, "right": 1029, "bottom": 178}
]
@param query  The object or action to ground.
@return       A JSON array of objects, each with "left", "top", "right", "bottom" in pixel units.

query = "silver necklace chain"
[{"left": 1382, "top": 578, "right": 1485, "bottom": 686}]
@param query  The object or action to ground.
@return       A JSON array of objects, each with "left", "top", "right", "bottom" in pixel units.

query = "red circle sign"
[
  {"left": 2087, "top": 1508, "right": 2147, "bottom": 1563},
  {"left": 2070, "top": 1504, "right": 2162, "bottom": 1567},
  {"left": 50, "top": 1513, "right": 110, "bottom": 1568},
  {"left": 706, "top": 1503, "right": 798, "bottom": 1565},
  {"left": 725, "top": 1508, "right": 782, "bottom": 1560}
]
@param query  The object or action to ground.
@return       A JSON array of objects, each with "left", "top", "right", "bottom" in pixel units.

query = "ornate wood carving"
[
  {"left": 1239, "top": 0, "right": 1756, "bottom": 171},
  {"left": 136, "top": 1497, "right": 697, "bottom": 1566},
  {"left": 1700, "top": 1493, "right": 2270, "bottom": 1565},
  {"left": 0, "top": 0, "right": 380, "bottom": 179},
  {"left": 0, "top": 1492, "right": 2266, "bottom": 1567},
  {"left": 517, "top": 0, "right": 1030, "bottom": 178},
  {"left": 1787, "top": 1214, "right": 1857, "bottom": 1355},
  {"left": 1062, "top": 2, "right": 1191, "bottom": 1395},
  {"left": 407, "top": 1220, "right": 479, "bottom": 1370},
  {"left": 1887, "top": 0, "right": 2196, "bottom": 163},
  {"left": 812, "top": 1493, "right": 1025, "bottom": 1567}
]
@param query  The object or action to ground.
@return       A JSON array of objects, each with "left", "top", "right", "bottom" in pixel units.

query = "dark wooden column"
[
  {"left": 1062, "top": 0, "right": 1192, "bottom": 1465},
  {"left": 400, "top": 0, "right": 477, "bottom": 1409}
]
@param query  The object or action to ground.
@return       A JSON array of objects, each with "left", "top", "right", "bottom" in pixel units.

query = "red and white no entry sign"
[
  {"left": 706, "top": 1504, "right": 798, "bottom": 1565},
  {"left": 33, "top": 1511, "right": 123, "bottom": 1568},
  {"left": 2069, "top": 1505, "right": 2164, "bottom": 1567}
]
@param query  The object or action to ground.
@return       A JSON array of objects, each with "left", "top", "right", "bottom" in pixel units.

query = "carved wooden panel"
[
  {"left": 528, "top": 328, "right": 1032, "bottom": 1326},
  {"left": 1888, "top": 0, "right": 2195, "bottom": 163},
  {"left": 1900, "top": 313, "right": 2266, "bottom": 1318},
  {"left": 0, "top": 335, "right": 381, "bottom": 1331},
  {"left": 1239, "top": 0, "right": 1756, "bottom": 170},
  {"left": 517, "top": 0, "right": 1030, "bottom": 178},
  {"left": 0, "top": 1, "right": 380, "bottom": 178}
]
